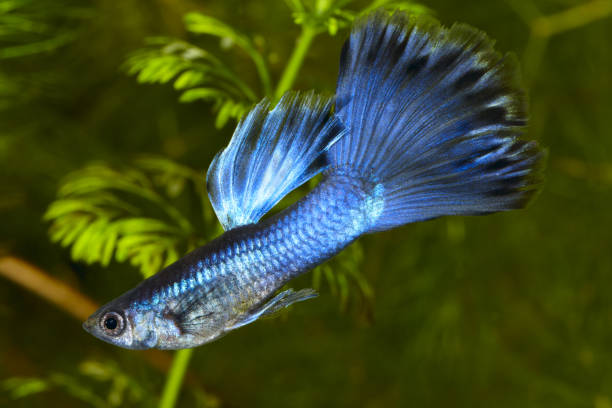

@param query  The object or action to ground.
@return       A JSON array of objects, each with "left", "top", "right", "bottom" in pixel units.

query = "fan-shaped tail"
[{"left": 328, "top": 11, "right": 544, "bottom": 232}]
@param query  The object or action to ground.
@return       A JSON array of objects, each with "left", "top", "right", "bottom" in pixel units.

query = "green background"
[{"left": 1, "top": 0, "right": 611, "bottom": 407}]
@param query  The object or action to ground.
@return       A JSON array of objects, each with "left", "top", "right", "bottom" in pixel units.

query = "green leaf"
[
  {"left": 0, "top": 0, "right": 89, "bottom": 59},
  {"left": 2, "top": 359, "right": 152, "bottom": 407},
  {"left": 173, "top": 70, "right": 205, "bottom": 90},
  {"left": 215, "top": 99, "right": 236, "bottom": 129},
  {"left": 58, "top": 215, "right": 92, "bottom": 247},
  {"left": 183, "top": 13, "right": 254, "bottom": 55},
  {"left": 123, "top": 36, "right": 258, "bottom": 127},
  {"left": 2, "top": 377, "right": 50, "bottom": 399},
  {"left": 100, "top": 225, "right": 118, "bottom": 267},
  {"left": 70, "top": 217, "right": 106, "bottom": 261},
  {"left": 178, "top": 87, "right": 227, "bottom": 103},
  {"left": 360, "top": 0, "right": 432, "bottom": 16},
  {"left": 312, "top": 242, "right": 374, "bottom": 311},
  {"left": 284, "top": 0, "right": 431, "bottom": 36},
  {"left": 45, "top": 158, "right": 215, "bottom": 278},
  {"left": 183, "top": 12, "right": 271, "bottom": 95}
]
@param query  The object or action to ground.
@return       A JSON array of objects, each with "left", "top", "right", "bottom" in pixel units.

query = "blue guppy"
[{"left": 83, "top": 11, "right": 543, "bottom": 350}]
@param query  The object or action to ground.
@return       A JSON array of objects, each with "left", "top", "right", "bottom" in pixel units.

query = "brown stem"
[{"left": 0, "top": 256, "right": 98, "bottom": 320}]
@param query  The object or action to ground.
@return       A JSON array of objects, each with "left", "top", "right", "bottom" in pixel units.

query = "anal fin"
[{"left": 229, "top": 288, "right": 318, "bottom": 330}]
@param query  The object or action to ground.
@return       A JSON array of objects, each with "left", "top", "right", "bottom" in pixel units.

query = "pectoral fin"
[{"left": 229, "top": 288, "right": 318, "bottom": 330}]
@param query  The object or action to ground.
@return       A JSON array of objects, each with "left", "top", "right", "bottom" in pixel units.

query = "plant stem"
[
  {"left": 274, "top": 25, "right": 318, "bottom": 100},
  {"left": 246, "top": 47, "right": 273, "bottom": 97},
  {"left": 159, "top": 348, "right": 194, "bottom": 408}
]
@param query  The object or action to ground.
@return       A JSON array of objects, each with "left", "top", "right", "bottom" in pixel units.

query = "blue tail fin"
[{"left": 329, "top": 11, "right": 543, "bottom": 232}]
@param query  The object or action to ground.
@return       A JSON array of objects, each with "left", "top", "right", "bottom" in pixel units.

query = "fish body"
[
  {"left": 84, "top": 171, "right": 380, "bottom": 349},
  {"left": 84, "top": 11, "right": 543, "bottom": 349}
]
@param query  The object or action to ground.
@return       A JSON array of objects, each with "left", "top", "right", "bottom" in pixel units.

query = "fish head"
[{"left": 83, "top": 301, "right": 159, "bottom": 350}]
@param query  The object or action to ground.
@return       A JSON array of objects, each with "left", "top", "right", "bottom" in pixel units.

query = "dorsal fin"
[{"left": 206, "top": 91, "right": 345, "bottom": 230}]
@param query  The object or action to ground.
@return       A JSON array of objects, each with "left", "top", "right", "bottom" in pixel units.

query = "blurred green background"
[{"left": 1, "top": 0, "right": 611, "bottom": 407}]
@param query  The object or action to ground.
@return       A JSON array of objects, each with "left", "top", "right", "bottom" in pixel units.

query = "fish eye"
[{"left": 100, "top": 311, "right": 125, "bottom": 337}]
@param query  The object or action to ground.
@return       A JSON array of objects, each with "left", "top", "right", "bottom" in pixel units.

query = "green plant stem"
[
  {"left": 158, "top": 348, "right": 194, "bottom": 408},
  {"left": 274, "top": 25, "right": 318, "bottom": 100},
  {"left": 246, "top": 47, "right": 273, "bottom": 97}
]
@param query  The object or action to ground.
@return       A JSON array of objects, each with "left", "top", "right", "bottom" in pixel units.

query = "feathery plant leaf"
[
  {"left": 312, "top": 242, "right": 373, "bottom": 312},
  {"left": 2, "top": 377, "right": 50, "bottom": 399},
  {"left": 183, "top": 12, "right": 272, "bottom": 96},
  {"left": 2, "top": 359, "right": 152, "bottom": 407},
  {"left": 44, "top": 157, "right": 216, "bottom": 278},
  {"left": 0, "top": 0, "right": 89, "bottom": 59},
  {"left": 123, "top": 2, "right": 428, "bottom": 129},
  {"left": 284, "top": 0, "right": 355, "bottom": 35},
  {"left": 124, "top": 10, "right": 277, "bottom": 129},
  {"left": 123, "top": 37, "right": 255, "bottom": 129},
  {"left": 284, "top": 0, "right": 430, "bottom": 35},
  {"left": 360, "top": 0, "right": 431, "bottom": 16}
]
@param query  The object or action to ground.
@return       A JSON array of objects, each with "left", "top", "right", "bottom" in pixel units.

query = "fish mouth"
[
  {"left": 82, "top": 315, "right": 96, "bottom": 334},
  {"left": 82, "top": 309, "right": 104, "bottom": 337},
  {"left": 82, "top": 314, "right": 117, "bottom": 345}
]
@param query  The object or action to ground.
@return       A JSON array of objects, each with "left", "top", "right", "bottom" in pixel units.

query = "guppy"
[{"left": 83, "top": 11, "right": 543, "bottom": 349}]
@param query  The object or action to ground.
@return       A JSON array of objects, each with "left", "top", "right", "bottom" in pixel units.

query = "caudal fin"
[{"left": 329, "top": 11, "right": 544, "bottom": 232}]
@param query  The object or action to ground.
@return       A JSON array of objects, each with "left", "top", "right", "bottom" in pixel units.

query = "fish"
[{"left": 83, "top": 10, "right": 544, "bottom": 350}]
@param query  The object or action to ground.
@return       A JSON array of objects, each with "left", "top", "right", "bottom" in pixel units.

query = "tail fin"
[{"left": 329, "top": 11, "right": 544, "bottom": 232}]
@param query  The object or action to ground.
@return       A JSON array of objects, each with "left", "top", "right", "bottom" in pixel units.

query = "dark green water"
[{"left": 1, "top": 0, "right": 611, "bottom": 407}]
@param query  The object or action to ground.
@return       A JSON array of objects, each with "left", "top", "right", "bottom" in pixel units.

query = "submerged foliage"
[
  {"left": 0, "top": 0, "right": 88, "bottom": 59},
  {"left": 123, "top": 12, "right": 270, "bottom": 128},
  {"left": 285, "top": 0, "right": 430, "bottom": 34},
  {"left": 123, "top": 0, "right": 429, "bottom": 128},
  {"left": 44, "top": 158, "right": 212, "bottom": 278},
  {"left": 1, "top": 359, "right": 220, "bottom": 408}
]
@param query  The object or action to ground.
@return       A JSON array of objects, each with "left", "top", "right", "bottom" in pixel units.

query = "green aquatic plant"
[
  {"left": 124, "top": 35, "right": 260, "bottom": 129},
  {"left": 44, "top": 157, "right": 215, "bottom": 279},
  {"left": 0, "top": 0, "right": 88, "bottom": 59},
  {"left": 2, "top": 360, "right": 154, "bottom": 408},
  {"left": 123, "top": 0, "right": 429, "bottom": 128},
  {"left": 0, "top": 0, "right": 89, "bottom": 111},
  {"left": 123, "top": 11, "right": 271, "bottom": 129},
  {"left": 2, "top": 357, "right": 220, "bottom": 407}
]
